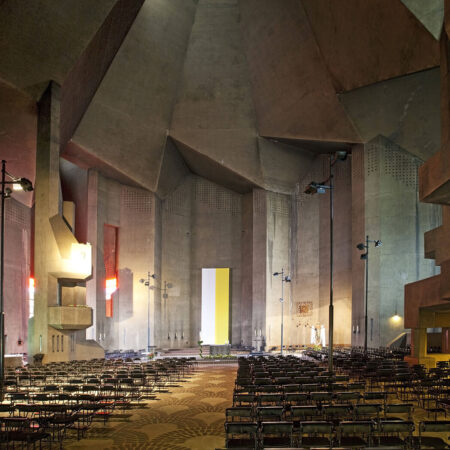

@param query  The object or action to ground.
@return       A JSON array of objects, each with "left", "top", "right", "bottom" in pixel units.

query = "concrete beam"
[{"left": 60, "top": 0, "right": 144, "bottom": 150}]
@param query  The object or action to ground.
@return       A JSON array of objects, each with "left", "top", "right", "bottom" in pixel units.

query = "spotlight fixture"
[
  {"left": 374, "top": 240, "right": 382, "bottom": 248},
  {"left": 5, "top": 171, "right": 33, "bottom": 192},
  {"left": 360, "top": 253, "right": 368, "bottom": 260},
  {"left": 336, "top": 150, "right": 348, "bottom": 161},
  {"left": 4, "top": 188, "right": 11, "bottom": 199},
  {"left": 304, "top": 181, "right": 330, "bottom": 195},
  {"left": 356, "top": 243, "right": 365, "bottom": 251}
]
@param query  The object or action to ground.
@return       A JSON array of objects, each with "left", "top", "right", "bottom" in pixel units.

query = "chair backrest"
[
  {"left": 379, "top": 420, "right": 414, "bottom": 434},
  {"left": 336, "top": 391, "right": 361, "bottom": 402},
  {"left": 283, "top": 384, "right": 301, "bottom": 393},
  {"left": 226, "top": 407, "right": 253, "bottom": 421},
  {"left": 257, "top": 406, "right": 284, "bottom": 420},
  {"left": 353, "top": 403, "right": 382, "bottom": 418},
  {"left": 290, "top": 406, "right": 320, "bottom": 420},
  {"left": 261, "top": 421, "right": 293, "bottom": 434},
  {"left": 234, "top": 393, "right": 255, "bottom": 405},
  {"left": 419, "top": 420, "right": 450, "bottom": 433},
  {"left": 339, "top": 420, "right": 373, "bottom": 435},
  {"left": 225, "top": 422, "right": 258, "bottom": 435},
  {"left": 258, "top": 393, "right": 283, "bottom": 405},
  {"left": 322, "top": 404, "right": 352, "bottom": 419},
  {"left": 285, "top": 393, "right": 309, "bottom": 404},
  {"left": 384, "top": 403, "right": 413, "bottom": 418},
  {"left": 300, "top": 420, "right": 333, "bottom": 434}
]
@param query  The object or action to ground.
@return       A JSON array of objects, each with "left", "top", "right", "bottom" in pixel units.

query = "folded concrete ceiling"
[
  {"left": 72, "top": 0, "right": 197, "bottom": 192},
  {"left": 0, "top": 0, "right": 443, "bottom": 197},
  {"left": 401, "top": 0, "right": 444, "bottom": 40},
  {"left": 0, "top": 0, "right": 118, "bottom": 99},
  {"left": 339, "top": 68, "right": 440, "bottom": 161},
  {"left": 301, "top": 0, "right": 440, "bottom": 92}
]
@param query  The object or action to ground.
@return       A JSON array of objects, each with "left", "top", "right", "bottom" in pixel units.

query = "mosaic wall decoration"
[{"left": 297, "top": 301, "right": 313, "bottom": 316}]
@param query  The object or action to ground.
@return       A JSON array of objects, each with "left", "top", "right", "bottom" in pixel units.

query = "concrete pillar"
[
  {"left": 351, "top": 145, "right": 365, "bottom": 347},
  {"left": 442, "top": 327, "right": 450, "bottom": 353},
  {"left": 266, "top": 191, "right": 291, "bottom": 350},
  {"left": 252, "top": 189, "right": 267, "bottom": 350},
  {"left": 30, "top": 82, "right": 61, "bottom": 362},
  {"left": 161, "top": 178, "right": 192, "bottom": 348},
  {"left": 240, "top": 193, "right": 253, "bottom": 346}
]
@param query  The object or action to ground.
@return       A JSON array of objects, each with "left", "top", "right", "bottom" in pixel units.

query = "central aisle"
[{"left": 66, "top": 363, "right": 237, "bottom": 450}]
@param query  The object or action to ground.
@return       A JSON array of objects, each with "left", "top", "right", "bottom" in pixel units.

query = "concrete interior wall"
[
  {"left": 3, "top": 198, "right": 31, "bottom": 355},
  {"left": 364, "top": 136, "right": 441, "bottom": 347},
  {"left": 1, "top": 0, "right": 444, "bottom": 361}
]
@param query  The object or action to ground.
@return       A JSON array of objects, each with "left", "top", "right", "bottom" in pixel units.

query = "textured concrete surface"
[
  {"left": 302, "top": 0, "right": 439, "bottom": 92},
  {"left": 339, "top": 68, "right": 440, "bottom": 162},
  {"left": 364, "top": 136, "right": 440, "bottom": 347},
  {"left": 401, "top": 0, "right": 444, "bottom": 40},
  {"left": 239, "top": 0, "right": 360, "bottom": 142},
  {"left": 2, "top": 0, "right": 448, "bottom": 359}
]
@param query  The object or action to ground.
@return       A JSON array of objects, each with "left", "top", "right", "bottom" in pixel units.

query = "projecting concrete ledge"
[
  {"left": 424, "top": 227, "right": 439, "bottom": 260},
  {"left": 48, "top": 306, "right": 93, "bottom": 330},
  {"left": 419, "top": 150, "right": 450, "bottom": 204}
]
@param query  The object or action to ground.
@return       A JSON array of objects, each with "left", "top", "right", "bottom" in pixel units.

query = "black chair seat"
[
  {"left": 226, "top": 437, "right": 256, "bottom": 448},
  {"left": 411, "top": 436, "right": 449, "bottom": 449},
  {"left": 340, "top": 436, "right": 368, "bottom": 447},
  {"left": 378, "top": 436, "right": 405, "bottom": 447},
  {"left": 262, "top": 436, "right": 292, "bottom": 447},
  {"left": 300, "top": 436, "right": 331, "bottom": 447}
]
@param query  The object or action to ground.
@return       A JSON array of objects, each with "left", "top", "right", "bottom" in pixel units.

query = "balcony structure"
[{"left": 48, "top": 306, "right": 93, "bottom": 330}]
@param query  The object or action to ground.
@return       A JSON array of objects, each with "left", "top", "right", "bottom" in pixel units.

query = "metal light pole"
[
  {"left": 273, "top": 269, "right": 291, "bottom": 356},
  {"left": 364, "top": 235, "right": 369, "bottom": 354},
  {"left": 328, "top": 155, "right": 334, "bottom": 373},
  {"left": 356, "top": 236, "right": 381, "bottom": 354},
  {"left": 0, "top": 161, "right": 6, "bottom": 397},
  {"left": 0, "top": 160, "right": 33, "bottom": 398},
  {"left": 304, "top": 151, "right": 348, "bottom": 373},
  {"left": 139, "top": 272, "right": 156, "bottom": 352}
]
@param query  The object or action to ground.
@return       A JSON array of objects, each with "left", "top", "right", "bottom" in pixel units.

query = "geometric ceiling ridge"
[
  {"left": 401, "top": 0, "right": 444, "bottom": 40},
  {"left": 170, "top": 136, "right": 261, "bottom": 194},
  {"left": 338, "top": 67, "right": 440, "bottom": 161}
]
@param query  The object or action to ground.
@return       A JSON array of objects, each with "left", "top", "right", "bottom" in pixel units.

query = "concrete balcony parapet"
[
  {"left": 424, "top": 227, "right": 439, "bottom": 260},
  {"left": 48, "top": 306, "right": 93, "bottom": 330},
  {"left": 419, "top": 150, "right": 450, "bottom": 204}
]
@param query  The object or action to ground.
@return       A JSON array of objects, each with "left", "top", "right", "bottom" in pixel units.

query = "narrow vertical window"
[{"left": 104, "top": 225, "right": 118, "bottom": 317}]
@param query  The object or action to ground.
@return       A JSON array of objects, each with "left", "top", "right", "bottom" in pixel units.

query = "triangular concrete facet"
[{"left": 401, "top": 0, "right": 444, "bottom": 40}]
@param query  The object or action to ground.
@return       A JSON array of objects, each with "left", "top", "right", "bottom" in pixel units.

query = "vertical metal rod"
[
  {"left": 329, "top": 155, "right": 334, "bottom": 373},
  {"left": 281, "top": 268, "right": 284, "bottom": 356},
  {"left": 147, "top": 272, "right": 151, "bottom": 352},
  {"left": 364, "top": 235, "right": 369, "bottom": 354},
  {"left": 0, "top": 160, "right": 5, "bottom": 397}
]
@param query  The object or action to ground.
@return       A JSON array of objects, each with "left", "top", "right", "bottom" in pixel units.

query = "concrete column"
[
  {"left": 266, "top": 191, "right": 291, "bottom": 350},
  {"left": 252, "top": 189, "right": 266, "bottom": 350},
  {"left": 30, "top": 82, "right": 61, "bottom": 362},
  {"left": 364, "top": 135, "right": 440, "bottom": 347},
  {"left": 442, "top": 327, "right": 450, "bottom": 353},
  {"left": 351, "top": 145, "right": 365, "bottom": 347},
  {"left": 240, "top": 193, "right": 253, "bottom": 346},
  {"left": 161, "top": 178, "right": 192, "bottom": 348}
]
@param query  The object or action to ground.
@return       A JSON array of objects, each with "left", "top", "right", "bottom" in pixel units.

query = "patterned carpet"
[{"left": 66, "top": 364, "right": 236, "bottom": 450}]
